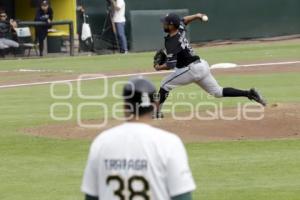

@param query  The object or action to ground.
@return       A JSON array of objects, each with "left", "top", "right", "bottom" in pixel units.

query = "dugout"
[{"left": 0, "top": 0, "right": 77, "bottom": 35}]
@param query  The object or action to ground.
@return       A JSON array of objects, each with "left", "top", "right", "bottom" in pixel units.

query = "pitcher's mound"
[{"left": 25, "top": 103, "right": 300, "bottom": 142}]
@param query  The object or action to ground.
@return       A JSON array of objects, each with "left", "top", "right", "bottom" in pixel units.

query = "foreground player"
[
  {"left": 153, "top": 13, "right": 266, "bottom": 118},
  {"left": 81, "top": 77, "right": 196, "bottom": 200}
]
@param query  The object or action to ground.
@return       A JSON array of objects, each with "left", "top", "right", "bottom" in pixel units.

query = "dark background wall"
[
  {"left": 0, "top": 0, "right": 15, "bottom": 18},
  {"left": 77, "top": 0, "right": 300, "bottom": 51},
  {"left": 130, "top": 9, "right": 190, "bottom": 52}
]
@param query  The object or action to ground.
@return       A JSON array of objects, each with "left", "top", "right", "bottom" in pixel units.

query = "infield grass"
[{"left": 0, "top": 39, "right": 299, "bottom": 73}]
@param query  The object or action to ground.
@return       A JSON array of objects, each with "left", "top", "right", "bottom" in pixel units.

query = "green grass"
[
  {"left": 1, "top": 72, "right": 299, "bottom": 128},
  {"left": 189, "top": 140, "right": 300, "bottom": 200},
  {"left": 1, "top": 135, "right": 299, "bottom": 200},
  {"left": 0, "top": 72, "right": 299, "bottom": 200},
  {"left": 0, "top": 39, "right": 299, "bottom": 73},
  {"left": 0, "top": 40, "right": 300, "bottom": 200},
  {"left": 0, "top": 134, "right": 88, "bottom": 200}
]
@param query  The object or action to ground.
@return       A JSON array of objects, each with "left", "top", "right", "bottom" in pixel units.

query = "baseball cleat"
[
  {"left": 248, "top": 88, "right": 267, "bottom": 106},
  {"left": 153, "top": 112, "right": 164, "bottom": 119}
]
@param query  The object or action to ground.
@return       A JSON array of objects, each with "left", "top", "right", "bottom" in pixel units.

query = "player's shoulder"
[
  {"left": 87, "top": 124, "right": 125, "bottom": 154},
  {"left": 91, "top": 123, "right": 125, "bottom": 143},
  {"left": 93, "top": 122, "right": 182, "bottom": 146},
  {"left": 147, "top": 125, "right": 183, "bottom": 145}
]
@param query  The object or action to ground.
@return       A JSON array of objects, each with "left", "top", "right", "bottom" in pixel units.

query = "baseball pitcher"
[
  {"left": 81, "top": 77, "right": 196, "bottom": 200},
  {"left": 153, "top": 13, "right": 266, "bottom": 118}
]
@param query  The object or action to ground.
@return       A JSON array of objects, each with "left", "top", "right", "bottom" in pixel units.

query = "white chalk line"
[
  {"left": 239, "top": 61, "right": 300, "bottom": 67},
  {"left": 0, "top": 69, "right": 73, "bottom": 73},
  {"left": 0, "top": 60, "right": 299, "bottom": 89}
]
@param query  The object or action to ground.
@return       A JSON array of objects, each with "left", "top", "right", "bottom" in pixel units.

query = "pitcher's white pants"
[{"left": 161, "top": 59, "right": 223, "bottom": 98}]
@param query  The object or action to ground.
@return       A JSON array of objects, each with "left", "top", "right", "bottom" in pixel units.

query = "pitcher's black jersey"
[{"left": 165, "top": 20, "right": 200, "bottom": 68}]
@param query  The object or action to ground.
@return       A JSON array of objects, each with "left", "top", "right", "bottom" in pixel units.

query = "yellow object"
[
  {"left": 15, "top": 0, "right": 77, "bottom": 36},
  {"left": 15, "top": 0, "right": 35, "bottom": 20},
  {"left": 51, "top": 0, "right": 77, "bottom": 35},
  {"left": 48, "top": 31, "right": 69, "bottom": 37}
]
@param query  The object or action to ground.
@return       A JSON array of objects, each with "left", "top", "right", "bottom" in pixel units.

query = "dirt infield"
[{"left": 25, "top": 103, "right": 300, "bottom": 142}]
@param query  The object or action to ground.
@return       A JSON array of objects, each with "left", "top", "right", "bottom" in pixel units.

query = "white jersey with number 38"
[{"left": 81, "top": 122, "right": 196, "bottom": 200}]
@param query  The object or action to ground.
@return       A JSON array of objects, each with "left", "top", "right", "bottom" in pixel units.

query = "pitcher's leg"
[
  {"left": 223, "top": 87, "right": 266, "bottom": 106},
  {"left": 196, "top": 73, "right": 259, "bottom": 98},
  {"left": 223, "top": 87, "right": 249, "bottom": 97},
  {"left": 161, "top": 68, "right": 191, "bottom": 90},
  {"left": 195, "top": 59, "right": 252, "bottom": 98},
  {"left": 155, "top": 68, "right": 194, "bottom": 118},
  {"left": 196, "top": 73, "right": 224, "bottom": 98},
  {"left": 196, "top": 72, "right": 266, "bottom": 106}
]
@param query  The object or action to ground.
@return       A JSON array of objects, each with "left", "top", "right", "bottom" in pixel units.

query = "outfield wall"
[
  {"left": 128, "top": 0, "right": 300, "bottom": 42},
  {"left": 79, "top": 0, "right": 300, "bottom": 49}
]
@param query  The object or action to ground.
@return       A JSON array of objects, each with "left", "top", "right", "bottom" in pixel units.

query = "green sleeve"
[
  {"left": 85, "top": 194, "right": 98, "bottom": 200},
  {"left": 171, "top": 192, "right": 192, "bottom": 200},
  {"left": 85, "top": 192, "right": 192, "bottom": 200}
]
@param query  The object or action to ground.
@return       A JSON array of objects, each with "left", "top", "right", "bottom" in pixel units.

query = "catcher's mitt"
[{"left": 153, "top": 49, "right": 167, "bottom": 66}]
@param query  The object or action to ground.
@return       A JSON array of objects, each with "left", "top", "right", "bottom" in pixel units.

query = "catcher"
[{"left": 153, "top": 13, "right": 266, "bottom": 118}]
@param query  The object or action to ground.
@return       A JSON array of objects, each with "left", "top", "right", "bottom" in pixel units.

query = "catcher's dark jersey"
[
  {"left": 0, "top": 21, "right": 12, "bottom": 39},
  {"left": 165, "top": 21, "right": 200, "bottom": 68}
]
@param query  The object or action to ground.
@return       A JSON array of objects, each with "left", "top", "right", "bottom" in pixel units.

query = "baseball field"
[{"left": 1, "top": 39, "right": 300, "bottom": 200}]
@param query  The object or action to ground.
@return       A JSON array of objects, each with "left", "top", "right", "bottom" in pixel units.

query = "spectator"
[
  {"left": 0, "top": 10, "right": 19, "bottom": 52},
  {"left": 76, "top": 5, "right": 85, "bottom": 38},
  {"left": 35, "top": 0, "right": 53, "bottom": 57},
  {"left": 110, "top": 0, "right": 128, "bottom": 54}
]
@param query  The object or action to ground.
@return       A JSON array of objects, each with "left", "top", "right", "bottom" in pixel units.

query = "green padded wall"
[
  {"left": 130, "top": 9, "right": 189, "bottom": 52},
  {"left": 79, "top": 0, "right": 300, "bottom": 51}
]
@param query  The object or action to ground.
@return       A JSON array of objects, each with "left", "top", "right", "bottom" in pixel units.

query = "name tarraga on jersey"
[
  {"left": 104, "top": 159, "right": 148, "bottom": 171},
  {"left": 82, "top": 123, "right": 196, "bottom": 200}
]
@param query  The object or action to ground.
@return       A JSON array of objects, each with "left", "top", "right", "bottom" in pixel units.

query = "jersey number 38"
[{"left": 106, "top": 175, "right": 150, "bottom": 200}]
